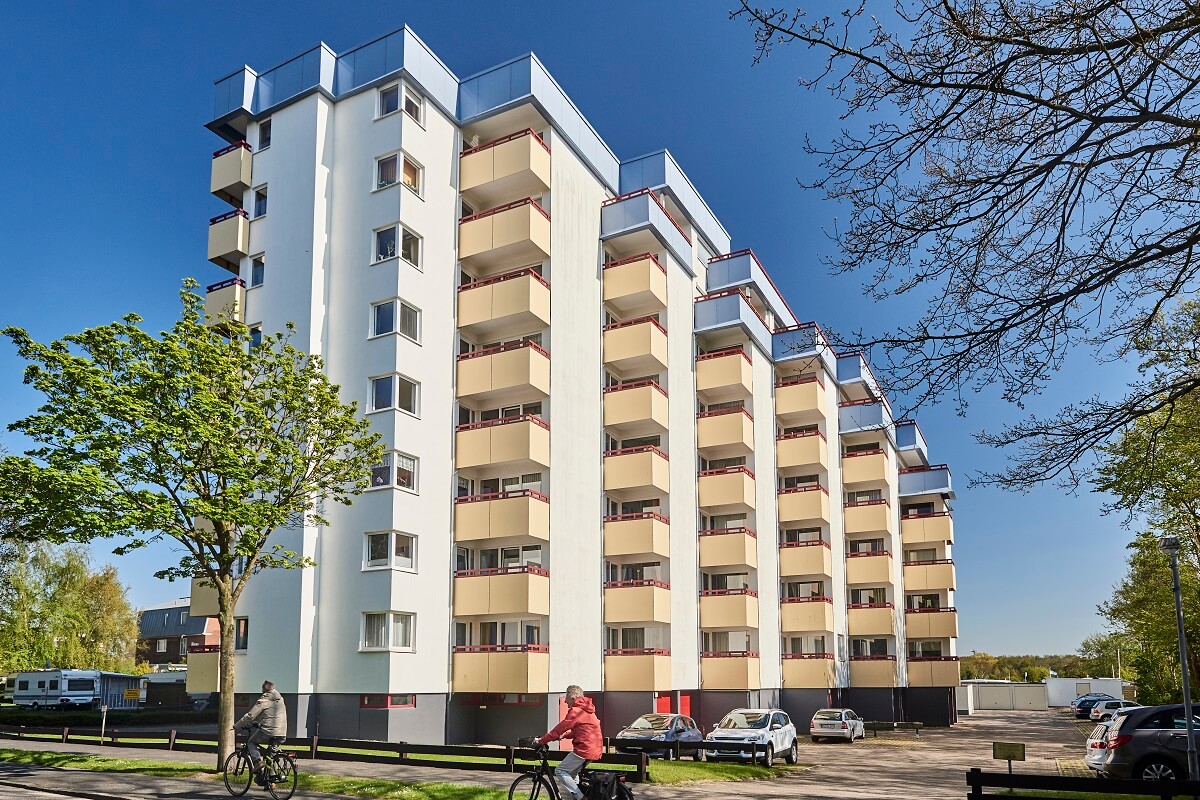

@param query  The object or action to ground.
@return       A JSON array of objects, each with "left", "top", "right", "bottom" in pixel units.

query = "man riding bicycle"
[
  {"left": 234, "top": 680, "right": 288, "bottom": 782},
  {"left": 535, "top": 685, "right": 601, "bottom": 800}
]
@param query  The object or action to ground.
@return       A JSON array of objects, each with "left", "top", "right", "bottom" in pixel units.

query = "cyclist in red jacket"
[{"left": 537, "top": 685, "right": 602, "bottom": 800}]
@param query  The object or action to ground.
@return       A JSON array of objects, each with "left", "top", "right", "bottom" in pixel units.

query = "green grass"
[{"left": 646, "top": 759, "right": 802, "bottom": 784}]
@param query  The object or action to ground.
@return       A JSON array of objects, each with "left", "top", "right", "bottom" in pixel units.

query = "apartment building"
[{"left": 191, "top": 26, "right": 960, "bottom": 744}]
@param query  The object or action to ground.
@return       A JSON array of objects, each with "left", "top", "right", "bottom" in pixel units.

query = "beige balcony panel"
[
  {"left": 204, "top": 281, "right": 245, "bottom": 330},
  {"left": 603, "top": 385, "right": 669, "bottom": 435},
  {"left": 846, "top": 554, "right": 893, "bottom": 585},
  {"left": 905, "top": 609, "right": 959, "bottom": 639},
  {"left": 775, "top": 379, "right": 826, "bottom": 423},
  {"left": 603, "top": 256, "right": 668, "bottom": 316},
  {"left": 605, "top": 654, "right": 672, "bottom": 691},
  {"left": 696, "top": 353, "right": 753, "bottom": 403},
  {"left": 603, "top": 321, "right": 669, "bottom": 375},
  {"left": 698, "top": 531, "right": 758, "bottom": 569},
  {"left": 603, "top": 585, "right": 671, "bottom": 624},
  {"left": 777, "top": 490, "right": 830, "bottom": 524},
  {"left": 844, "top": 503, "right": 895, "bottom": 535},
  {"left": 459, "top": 203, "right": 551, "bottom": 274},
  {"left": 185, "top": 651, "right": 220, "bottom": 693},
  {"left": 699, "top": 593, "right": 759, "bottom": 630},
  {"left": 907, "top": 660, "right": 961, "bottom": 687},
  {"left": 211, "top": 145, "right": 252, "bottom": 206},
  {"left": 454, "top": 494, "right": 551, "bottom": 543},
  {"left": 701, "top": 656, "right": 760, "bottom": 690},
  {"left": 901, "top": 514, "right": 954, "bottom": 545},
  {"left": 697, "top": 471, "right": 756, "bottom": 514},
  {"left": 903, "top": 562, "right": 957, "bottom": 592},
  {"left": 603, "top": 450, "right": 670, "bottom": 499},
  {"left": 190, "top": 576, "right": 220, "bottom": 618},
  {"left": 847, "top": 606, "right": 897, "bottom": 636},
  {"left": 452, "top": 571, "right": 550, "bottom": 617},
  {"left": 456, "top": 347, "right": 551, "bottom": 406},
  {"left": 780, "top": 600, "right": 835, "bottom": 633},
  {"left": 696, "top": 413, "right": 754, "bottom": 458},
  {"left": 207, "top": 214, "right": 249, "bottom": 273},
  {"left": 457, "top": 274, "right": 551, "bottom": 340},
  {"left": 850, "top": 659, "right": 899, "bottom": 688},
  {"left": 455, "top": 419, "right": 551, "bottom": 472},
  {"left": 776, "top": 435, "right": 828, "bottom": 472},
  {"left": 842, "top": 452, "right": 892, "bottom": 486},
  {"left": 779, "top": 545, "right": 833, "bottom": 578},
  {"left": 452, "top": 650, "right": 550, "bottom": 693},
  {"left": 603, "top": 516, "right": 671, "bottom": 558},
  {"left": 782, "top": 658, "right": 837, "bottom": 689},
  {"left": 459, "top": 133, "right": 551, "bottom": 207}
]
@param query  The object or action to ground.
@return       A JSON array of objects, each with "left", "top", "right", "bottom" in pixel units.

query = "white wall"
[{"left": 1046, "top": 677, "right": 1125, "bottom": 707}]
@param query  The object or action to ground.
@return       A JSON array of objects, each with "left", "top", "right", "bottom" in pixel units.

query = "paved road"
[{"left": 0, "top": 761, "right": 347, "bottom": 799}]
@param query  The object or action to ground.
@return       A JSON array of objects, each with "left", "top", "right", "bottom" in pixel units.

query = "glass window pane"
[
  {"left": 251, "top": 257, "right": 265, "bottom": 287},
  {"left": 377, "top": 156, "right": 397, "bottom": 188},
  {"left": 404, "top": 91, "right": 421, "bottom": 120},
  {"left": 402, "top": 158, "right": 420, "bottom": 191},
  {"left": 395, "top": 454, "right": 417, "bottom": 490},
  {"left": 401, "top": 230, "right": 419, "bottom": 265},
  {"left": 399, "top": 303, "right": 420, "bottom": 340},
  {"left": 371, "top": 376, "right": 393, "bottom": 411},
  {"left": 397, "top": 377, "right": 418, "bottom": 414},
  {"left": 254, "top": 188, "right": 267, "bottom": 218},
  {"left": 375, "top": 227, "right": 397, "bottom": 261},
  {"left": 374, "top": 301, "right": 395, "bottom": 336},
  {"left": 392, "top": 614, "right": 411, "bottom": 649},
  {"left": 364, "top": 613, "right": 386, "bottom": 648},
  {"left": 372, "top": 453, "right": 391, "bottom": 487},
  {"left": 259, "top": 119, "right": 271, "bottom": 149},
  {"left": 394, "top": 534, "right": 414, "bottom": 569},
  {"left": 380, "top": 86, "right": 399, "bottom": 115},
  {"left": 366, "top": 533, "right": 388, "bottom": 566}
]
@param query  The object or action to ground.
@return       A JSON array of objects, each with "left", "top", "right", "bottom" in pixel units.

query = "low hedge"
[{"left": 0, "top": 706, "right": 217, "bottom": 728}]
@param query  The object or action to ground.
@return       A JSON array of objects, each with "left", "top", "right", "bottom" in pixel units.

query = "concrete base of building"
[
  {"left": 780, "top": 688, "right": 839, "bottom": 728},
  {"left": 903, "top": 686, "right": 957, "bottom": 726}
]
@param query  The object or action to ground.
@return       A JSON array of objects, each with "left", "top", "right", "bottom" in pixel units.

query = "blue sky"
[{"left": 0, "top": 1, "right": 1138, "bottom": 655}]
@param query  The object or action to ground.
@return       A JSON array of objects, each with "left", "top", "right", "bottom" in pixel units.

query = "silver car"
[
  {"left": 1085, "top": 721, "right": 1112, "bottom": 770},
  {"left": 809, "top": 708, "right": 865, "bottom": 742}
]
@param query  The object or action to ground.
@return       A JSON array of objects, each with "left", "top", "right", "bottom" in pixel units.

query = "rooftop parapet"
[
  {"left": 706, "top": 250, "right": 797, "bottom": 330},
  {"left": 621, "top": 151, "right": 731, "bottom": 257}
]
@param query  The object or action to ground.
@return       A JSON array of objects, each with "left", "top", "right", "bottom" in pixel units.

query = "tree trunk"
[{"left": 216, "top": 577, "right": 237, "bottom": 768}]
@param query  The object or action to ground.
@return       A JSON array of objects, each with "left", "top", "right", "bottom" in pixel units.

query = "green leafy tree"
[{"left": 0, "top": 283, "right": 382, "bottom": 763}]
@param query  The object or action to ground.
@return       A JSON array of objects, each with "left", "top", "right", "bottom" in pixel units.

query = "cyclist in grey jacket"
[{"left": 234, "top": 681, "right": 288, "bottom": 776}]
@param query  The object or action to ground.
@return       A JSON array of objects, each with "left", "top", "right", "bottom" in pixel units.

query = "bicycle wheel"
[
  {"left": 508, "top": 772, "right": 556, "bottom": 800},
  {"left": 266, "top": 752, "right": 298, "bottom": 800},
  {"left": 222, "top": 751, "right": 253, "bottom": 797}
]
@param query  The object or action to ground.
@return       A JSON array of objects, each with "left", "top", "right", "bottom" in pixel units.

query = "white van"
[
  {"left": 1, "top": 674, "right": 16, "bottom": 704},
  {"left": 12, "top": 670, "right": 101, "bottom": 709}
]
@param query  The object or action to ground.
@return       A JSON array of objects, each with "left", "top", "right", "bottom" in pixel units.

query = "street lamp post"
[{"left": 1160, "top": 534, "right": 1199, "bottom": 782}]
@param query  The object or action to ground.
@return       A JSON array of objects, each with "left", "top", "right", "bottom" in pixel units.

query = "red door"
[
  {"left": 655, "top": 694, "right": 672, "bottom": 713},
  {"left": 678, "top": 693, "right": 691, "bottom": 718}
]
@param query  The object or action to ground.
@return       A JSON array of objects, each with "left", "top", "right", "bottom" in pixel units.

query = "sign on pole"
[
  {"left": 992, "top": 742, "right": 1025, "bottom": 775},
  {"left": 123, "top": 688, "right": 140, "bottom": 701}
]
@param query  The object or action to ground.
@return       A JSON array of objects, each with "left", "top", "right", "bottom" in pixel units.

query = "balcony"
[
  {"left": 698, "top": 528, "right": 758, "bottom": 569},
  {"left": 455, "top": 416, "right": 550, "bottom": 473},
  {"left": 849, "top": 656, "right": 899, "bottom": 687},
  {"left": 773, "top": 321, "right": 835, "bottom": 367},
  {"left": 457, "top": 341, "right": 551, "bottom": 406},
  {"left": 600, "top": 188, "right": 691, "bottom": 269},
  {"left": 782, "top": 654, "right": 836, "bottom": 689},
  {"left": 603, "top": 380, "right": 669, "bottom": 436},
  {"left": 907, "top": 657, "right": 961, "bottom": 687},
  {"left": 706, "top": 250, "right": 794, "bottom": 330},
  {"left": 903, "top": 559, "right": 956, "bottom": 592},
  {"left": 696, "top": 347, "right": 753, "bottom": 403},
  {"left": 189, "top": 576, "right": 219, "bottom": 618},
  {"left": 694, "top": 289, "right": 773, "bottom": 355},
  {"left": 780, "top": 597, "right": 835, "bottom": 633},
  {"left": 452, "top": 644, "right": 550, "bottom": 693},
  {"left": 605, "top": 649, "right": 672, "bottom": 691},
  {"left": 604, "top": 580, "right": 671, "bottom": 624},
  {"left": 701, "top": 652, "right": 760, "bottom": 690},
  {"left": 699, "top": 589, "right": 759, "bottom": 630},
  {"left": 603, "top": 253, "right": 668, "bottom": 316},
  {"left": 844, "top": 500, "right": 894, "bottom": 535},
  {"left": 842, "top": 450, "right": 891, "bottom": 486},
  {"left": 847, "top": 604, "right": 897, "bottom": 636},
  {"left": 185, "top": 648, "right": 220, "bottom": 693},
  {"left": 901, "top": 512, "right": 954, "bottom": 545},
  {"left": 779, "top": 541, "right": 833, "bottom": 577},
  {"left": 452, "top": 565, "right": 550, "bottom": 617},
  {"left": 604, "top": 446, "right": 670, "bottom": 500},
  {"left": 457, "top": 267, "right": 551, "bottom": 340},
  {"left": 207, "top": 209, "right": 249, "bottom": 273},
  {"left": 838, "top": 398, "right": 892, "bottom": 434},
  {"left": 603, "top": 513, "right": 670, "bottom": 559},
  {"left": 454, "top": 490, "right": 551, "bottom": 543},
  {"left": 777, "top": 486, "right": 830, "bottom": 525},
  {"left": 697, "top": 467, "right": 756, "bottom": 514},
  {"left": 211, "top": 141, "right": 252, "bottom": 207},
  {"left": 837, "top": 353, "right": 883, "bottom": 401},
  {"left": 775, "top": 375, "right": 826, "bottom": 423},
  {"left": 905, "top": 607, "right": 959, "bottom": 639},
  {"left": 895, "top": 419, "right": 929, "bottom": 469},
  {"left": 776, "top": 430, "right": 828, "bottom": 472},
  {"left": 459, "top": 129, "right": 551, "bottom": 208},
  {"left": 603, "top": 316, "right": 668, "bottom": 375},
  {"left": 458, "top": 198, "right": 551, "bottom": 274},
  {"left": 204, "top": 278, "right": 246, "bottom": 333},
  {"left": 845, "top": 551, "right": 893, "bottom": 585},
  {"left": 696, "top": 408, "right": 755, "bottom": 458},
  {"left": 899, "top": 464, "right": 955, "bottom": 499}
]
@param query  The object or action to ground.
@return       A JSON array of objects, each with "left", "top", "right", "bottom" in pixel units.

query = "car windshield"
[
  {"left": 813, "top": 710, "right": 842, "bottom": 720},
  {"left": 719, "top": 711, "right": 769, "bottom": 729},
  {"left": 627, "top": 714, "right": 673, "bottom": 731}
]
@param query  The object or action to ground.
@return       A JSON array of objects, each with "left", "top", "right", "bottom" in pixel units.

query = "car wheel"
[
  {"left": 692, "top": 748, "right": 706, "bottom": 762},
  {"left": 1138, "top": 759, "right": 1181, "bottom": 781},
  {"left": 30, "top": 702, "right": 39, "bottom": 710},
  {"left": 759, "top": 745, "right": 774, "bottom": 767},
  {"left": 785, "top": 740, "right": 799, "bottom": 764}
]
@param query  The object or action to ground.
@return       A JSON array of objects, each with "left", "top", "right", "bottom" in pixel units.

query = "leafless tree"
[{"left": 733, "top": 1, "right": 1200, "bottom": 488}]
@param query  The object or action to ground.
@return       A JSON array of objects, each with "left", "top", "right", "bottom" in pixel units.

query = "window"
[
  {"left": 375, "top": 226, "right": 398, "bottom": 262},
  {"left": 49, "top": 680, "right": 59, "bottom": 690},
  {"left": 179, "top": 639, "right": 188, "bottom": 656},
  {"left": 851, "top": 638, "right": 889, "bottom": 657},
  {"left": 250, "top": 256, "right": 265, "bottom": 288},
  {"left": 248, "top": 326, "right": 263, "bottom": 350},
  {"left": 17, "top": 681, "right": 27, "bottom": 691},
  {"left": 258, "top": 119, "right": 272, "bottom": 150},
  {"left": 371, "top": 376, "right": 393, "bottom": 411},
  {"left": 364, "top": 531, "right": 416, "bottom": 570},
  {"left": 402, "top": 156, "right": 421, "bottom": 193},
  {"left": 379, "top": 84, "right": 399, "bottom": 117},
  {"left": 399, "top": 302, "right": 420, "bottom": 341},
  {"left": 850, "top": 587, "right": 888, "bottom": 605},
  {"left": 363, "top": 612, "right": 387, "bottom": 649},
  {"left": 156, "top": 639, "right": 167, "bottom": 653},
  {"left": 377, "top": 154, "right": 398, "bottom": 189},
  {"left": 66, "top": 679, "right": 93, "bottom": 692},
  {"left": 371, "top": 452, "right": 418, "bottom": 491},
  {"left": 371, "top": 299, "right": 420, "bottom": 342},
  {"left": 361, "top": 611, "right": 415, "bottom": 651},
  {"left": 369, "top": 374, "right": 419, "bottom": 415},
  {"left": 234, "top": 618, "right": 250, "bottom": 651},
  {"left": 253, "top": 186, "right": 268, "bottom": 218},
  {"left": 360, "top": 693, "right": 415, "bottom": 709},
  {"left": 403, "top": 89, "right": 422, "bottom": 122},
  {"left": 905, "top": 548, "right": 938, "bottom": 562},
  {"left": 401, "top": 229, "right": 420, "bottom": 266},
  {"left": 180, "top": 610, "right": 189, "bottom": 624},
  {"left": 781, "top": 527, "right": 822, "bottom": 544},
  {"left": 848, "top": 538, "right": 885, "bottom": 554},
  {"left": 908, "top": 640, "right": 943, "bottom": 658},
  {"left": 907, "top": 593, "right": 941, "bottom": 610}
]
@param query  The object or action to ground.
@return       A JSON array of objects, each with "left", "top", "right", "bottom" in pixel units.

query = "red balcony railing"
[
  {"left": 775, "top": 373, "right": 824, "bottom": 388},
  {"left": 779, "top": 539, "right": 831, "bottom": 549},
  {"left": 696, "top": 406, "right": 753, "bottom": 421},
  {"left": 460, "top": 127, "right": 549, "bottom": 156},
  {"left": 460, "top": 197, "right": 550, "bottom": 224},
  {"left": 697, "top": 345, "right": 751, "bottom": 363},
  {"left": 213, "top": 141, "right": 251, "bottom": 158},
  {"left": 454, "top": 565, "right": 550, "bottom": 578},
  {"left": 782, "top": 652, "right": 834, "bottom": 659},
  {"left": 604, "top": 445, "right": 669, "bottom": 460},
  {"left": 602, "top": 378, "right": 668, "bottom": 397},
  {"left": 455, "top": 414, "right": 550, "bottom": 432},
  {"left": 456, "top": 338, "right": 549, "bottom": 361},
  {"left": 458, "top": 264, "right": 549, "bottom": 292},
  {"left": 905, "top": 606, "right": 958, "bottom": 613},
  {"left": 453, "top": 643, "right": 549, "bottom": 653},
  {"left": 844, "top": 448, "right": 886, "bottom": 458},
  {"left": 603, "top": 315, "right": 667, "bottom": 335},
  {"left": 844, "top": 498, "right": 889, "bottom": 508},
  {"left": 209, "top": 208, "right": 248, "bottom": 225},
  {"left": 780, "top": 595, "right": 833, "bottom": 604},
  {"left": 603, "top": 511, "right": 670, "bottom": 524},
  {"left": 777, "top": 429, "right": 826, "bottom": 441},
  {"left": 601, "top": 187, "right": 691, "bottom": 243},
  {"left": 698, "top": 527, "right": 757, "bottom": 537},
  {"left": 778, "top": 484, "right": 828, "bottom": 495},
  {"left": 848, "top": 601, "right": 894, "bottom": 609},
  {"left": 699, "top": 587, "right": 758, "bottom": 597},
  {"left": 850, "top": 654, "right": 896, "bottom": 661},
  {"left": 701, "top": 650, "right": 759, "bottom": 658},
  {"left": 603, "top": 252, "right": 666, "bottom": 274},
  {"left": 604, "top": 648, "right": 670, "bottom": 656},
  {"left": 604, "top": 579, "right": 670, "bottom": 589},
  {"left": 846, "top": 550, "right": 892, "bottom": 558},
  {"left": 699, "top": 466, "right": 755, "bottom": 479},
  {"left": 206, "top": 277, "right": 246, "bottom": 292},
  {"left": 455, "top": 489, "right": 549, "bottom": 505}
]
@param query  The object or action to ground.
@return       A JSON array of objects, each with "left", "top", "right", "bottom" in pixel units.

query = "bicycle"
[
  {"left": 510, "top": 738, "right": 632, "bottom": 800},
  {"left": 222, "top": 725, "right": 299, "bottom": 800}
]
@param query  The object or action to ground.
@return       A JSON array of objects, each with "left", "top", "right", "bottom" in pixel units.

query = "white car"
[
  {"left": 810, "top": 708, "right": 866, "bottom": 742},
  {"left": 1089, "top": 699, "right": 1140, "bottom": 721},
  {"left": 702, "top": 708, "right": 799, "bottom": 765},
  {"left": 1085, "top": 721, "right": 1112, "bottom": 770}
]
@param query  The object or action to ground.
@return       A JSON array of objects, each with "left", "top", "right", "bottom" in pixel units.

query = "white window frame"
[
  {"left": 258, "top": 118, "right": 272, "bottom": 151},
  {"left": 378, "top": 84, "right": 400, "bottom": 119},
  {"left": 156, "top": 639, "right": 167, "bottom": 653},
  {"left": 373, "top": 223, "right": 399, "bottom": 264},
  {"left": 362, "top": 531, "right": 417, "bottom": 572},
  {"left": 368, "top": 451, "right": 419, "bottom": 493},
  {"left": 400, "top": 227, "right": 422, "bottom": 268},
  {"left": 252, "top": 185, "right": 268, "bottom": 219},
  {"left": 367, "top": 372, "right": 420, "bottom": 416},
  {"left": 369, "top": 298, "right": 421, "bottom": 343},
  {"left": 360, "top": 610, "right": 415, "bottom": 652},
  {"left": 179, "top": 638, "right": 188, "bottom": 656},
  {"left": 249, "top": 254, "right": 266, "bottom": 288},
  {"left": 233, "top": 617, "right": 250, "bottom": 652},
  {"left": 400, "top": 152, "right": 423, "bottom": 196},
  {"left": 375, "top": 151, "right": 400, "bottom": 192},
  {"left": 403, "top": 88, "right": 423, "bottom": 125}
]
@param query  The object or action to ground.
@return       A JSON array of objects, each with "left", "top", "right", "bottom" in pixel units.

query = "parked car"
[
  {"left": 1076, "top": 696, "right": 1118, "bottom": 719},
  {"left": 702, "top": 708, "right": 799, "bottom": 765},
  {"left": 1085, "top": 721, "right": 1113, "bottom": 771},
  {"left": 1102, "top": 704, "right": 1200, "bottom": 780},
  {"left": 613, "top": 713, "right": 704, "bottom": 760},
  {"left": 1071, "top": 692, "right": 1116, "bottom": 713},
  {"left": 1090, "top": 699, "right": 1140, "bottom": 721},
  {"left": 809, "top": 708, "right": 865, "bottom": 742}
]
